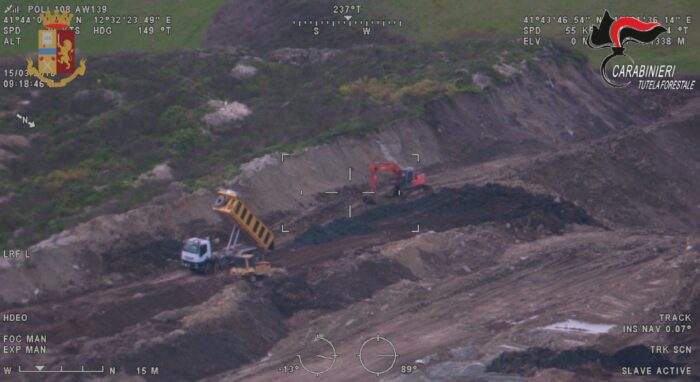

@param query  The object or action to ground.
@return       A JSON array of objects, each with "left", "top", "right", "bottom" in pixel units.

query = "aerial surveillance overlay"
[{"left": 0, "top": 1, "right": 698, "bottom": 381}]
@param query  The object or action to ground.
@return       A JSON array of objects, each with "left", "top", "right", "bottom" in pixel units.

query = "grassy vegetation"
[
  {"left": 340, "top": 78, "right": 456, "bottom": 104},
  {"left": 369, "top": 0, "right": 700, "bottom": 74},
  {"left": 0, "top": 0, "right": 229, "bottom": 56}
]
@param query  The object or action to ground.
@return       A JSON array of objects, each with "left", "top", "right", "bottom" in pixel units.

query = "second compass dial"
[{"left": 357, "top": 335, "right": 398, "bottom": 377}]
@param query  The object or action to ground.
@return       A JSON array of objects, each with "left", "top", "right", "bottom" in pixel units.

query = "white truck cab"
[{"left": 181, "top": 237, "right": 213, "bottom": 272}]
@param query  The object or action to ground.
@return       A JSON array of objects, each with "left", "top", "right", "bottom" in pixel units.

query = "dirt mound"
[
  {"left": 114, "top": 291, "right": 287, "bottom": 382},
  {"left": 270, "top": 253, "right": 415, "bottom": 316},
  {"left": 376, "top": 225, "right": 512, "bottom": 280},
  {"left": 294, "top": 218, "right": 375, "bottom": 245},
  {"left": 296, "top": 183, "right": 597, "bottom": 245},
  {"left": 515, "top": 110, "right": 700, "bottom": 231},
  {"left": 101, "top": 238, "right": 183, "bottom": 274}
]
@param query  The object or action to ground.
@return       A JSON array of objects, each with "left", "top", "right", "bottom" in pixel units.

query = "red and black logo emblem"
[{"left": 586, "top": 10, "right": 666, "bottom": 87}]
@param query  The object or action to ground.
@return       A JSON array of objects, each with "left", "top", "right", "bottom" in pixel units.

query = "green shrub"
[
  {"left": 164, "top": 128, "right": 211, "bottom": 153},
  {"left": 312, "top": 117, "right": 376, "bottom": 144},
  {"left": 159, "top": 105, "right": 195, "bottom": 131},
  {"left": 159, "top": 104, "right": 212, "bottom": 156},
  {"left": 41, "top": 168, "right": 91, "bottom": 189},
  {"left": 340, "top": 77, "right": 396, "bottom": 103}
]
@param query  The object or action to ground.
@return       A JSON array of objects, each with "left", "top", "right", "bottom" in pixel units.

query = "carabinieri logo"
[{"left": 586, "top": 10, "right": 666, "bottom": 88}]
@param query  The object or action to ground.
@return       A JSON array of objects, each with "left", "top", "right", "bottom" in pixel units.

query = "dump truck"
[{"left": 181, "top": 189, "right": 275, "bottom": 281}]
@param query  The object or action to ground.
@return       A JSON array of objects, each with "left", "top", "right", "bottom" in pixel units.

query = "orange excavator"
[{"left": 366, "top": 162, "right": 429, "bottom": 202}]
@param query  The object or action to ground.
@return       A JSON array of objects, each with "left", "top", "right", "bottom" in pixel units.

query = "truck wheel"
[
  {"left": 247, "top": 274, "right": 257, "bottom": 282},
  {"left": 214, "top": 196, "right": 226, "bottom": 207}
]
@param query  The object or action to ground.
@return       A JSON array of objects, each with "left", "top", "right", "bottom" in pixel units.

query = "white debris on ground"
[
  {"left": 203, "top": 100, "right": 251, "bottom": 126},
  {"left": 240, "top": 154, "right": 278, "bottom": 175},
  {"left": 492, "top": 63, "right": 520, "bottom": 78},
  {"left": 230, "top": 63, "right": 258, "bottom": 79},
  {"left": 377, "top": 141, "right": 398, "bottom": 163},
  {"left": 542, "top": 319, "right": 615, "bottom": 334},
  {"left": 415, "top": 353, "right": 439, "bottom": 365},
  {"left": 0, "top": 134, "right": 31, "bottom": 165},
  {"left": 471, "top": 73, "right": 492, "bottom": 90},
  {"left": 0, "top": 148, "right": 17, "bottom": 164},
  {"left": 0, "top": 134, "right": 31, "bottom": 149},
  {"left": 134, "top": 163, "right": 174, "bottom": 186}
]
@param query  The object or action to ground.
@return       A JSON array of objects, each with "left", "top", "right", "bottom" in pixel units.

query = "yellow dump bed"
[{"left": 213, "top": 190, "right": 275, "bottom": 251}]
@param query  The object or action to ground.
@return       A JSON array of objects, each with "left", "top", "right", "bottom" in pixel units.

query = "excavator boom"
[{"left": 370, "top": 162, "right": 403, "bottom": 192}]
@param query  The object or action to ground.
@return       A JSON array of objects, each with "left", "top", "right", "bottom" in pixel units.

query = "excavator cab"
[{"left": 400, "top": 168, "right": 415, "bottom": 190}]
